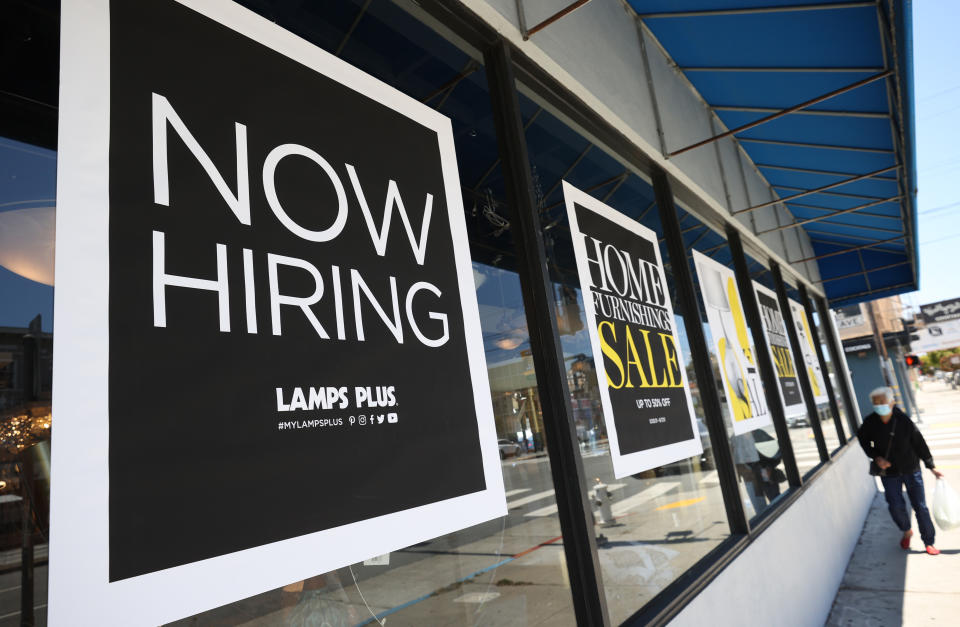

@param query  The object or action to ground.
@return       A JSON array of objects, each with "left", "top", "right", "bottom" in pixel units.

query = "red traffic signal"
[{"left": 905, "top": 354, "right": 920, "bottom": 367}]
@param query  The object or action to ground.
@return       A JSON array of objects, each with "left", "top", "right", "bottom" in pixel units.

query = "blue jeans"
[{"left": 881, "top": 470, "right": 935, "bottom": 546}]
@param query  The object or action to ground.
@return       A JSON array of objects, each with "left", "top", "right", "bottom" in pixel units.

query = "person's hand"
[
  {"left": 932, "top": 469, "right": 944, "bottom": 479},
  {"left": 875, "top": 456, "right": 892, "bottom": 470}
]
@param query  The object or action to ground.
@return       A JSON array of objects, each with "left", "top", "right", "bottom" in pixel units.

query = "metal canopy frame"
[
  {"left": 681, "top": 66, "right": 884, "bottom": 73},
  {"left": 734, "top": 165, "right": 900, "bottom": 214},
  {"left": 637, "top": 2, "right": 876, "bottom": 19},
  {"left": 667, "top": 70, "right": 891, "bottom": 158},
  {"left": 757, "top": 195, "right": 904, "bottom": 235},
  {"left": 516, "top": 0, "right": 596, "bottom": 40},
  {"left": 738, "top": 136, "right": 894, "bottom": 154},
  {"left": 629, "top": 0, "right": 917, "bottom": 304}
]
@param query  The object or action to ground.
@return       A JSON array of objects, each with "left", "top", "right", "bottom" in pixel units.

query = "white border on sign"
[
  {"left": 562, "top": 181, "right": 702, "bottom": 479},
  {"left": 788, "top": 298, "right": 829, "bottom": 405},
  {"left": 752, "top": 281, "right": 806, "bottom": 420},
  {"left": 691, "top": 249, "right": 773, "bottom": 436},
  {"left": 50, "top": 1, "right": 505, "bottom": 625}
]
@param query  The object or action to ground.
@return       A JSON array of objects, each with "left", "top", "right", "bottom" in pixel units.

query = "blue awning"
[{"left": 631, "top": 0, "right": 918, "bottom": 306}]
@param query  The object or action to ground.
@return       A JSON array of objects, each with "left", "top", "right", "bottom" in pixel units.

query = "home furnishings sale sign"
[
  {"left": 563, "top": 182, "right": 701, "bottom": 479},
  {"left": 50, "top": 0, "right": 504, "bottom": 623}
]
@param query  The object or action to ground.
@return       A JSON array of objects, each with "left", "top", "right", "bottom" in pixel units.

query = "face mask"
[{"left": 873, "top": 404, "right": 892, "bottom": 416}]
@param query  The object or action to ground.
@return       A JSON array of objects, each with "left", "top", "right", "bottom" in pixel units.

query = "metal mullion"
[
  {"left": 483, "top": 39, "right": 609, "bottom": 627},
  {"left": 817, "top": 296, "right": 862, "bottom": 431},
  {"left": 799, "top": 284, "right": 846, "bottom": 446},
  {"left": 726, "top": 227, "right": 802, "bottom": 488},
  {"left": 771, "top": 263, "right": 829, "bottom": 463},
  {"left": 654, "top": 168, "right": 749, "bottom": 536}
]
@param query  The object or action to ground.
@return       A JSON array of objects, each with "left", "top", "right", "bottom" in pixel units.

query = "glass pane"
[
  {"left": 523, "top": 103, "right": 732, "bottom": 623},
  {"left": 813, "top": 309, "right": 852, "bottom": 445},
  {"left": 688, "top": 240, "right": 790, "bottom": 524},
  {"left": 160, "top": 1, "right": 578, "bottom": 624},
  {"left": 0, "top": 134, "right": 55, "bottom": 624},
  {"left": 750, "top": 268, "right": 822, "bottom": 477}
]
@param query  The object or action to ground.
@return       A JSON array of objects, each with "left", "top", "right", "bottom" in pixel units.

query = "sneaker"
[{"left": 926, "top": 545, "right": 940, "bottom": 556}]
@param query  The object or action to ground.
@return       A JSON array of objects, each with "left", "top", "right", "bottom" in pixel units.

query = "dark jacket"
[{"left": 857, "top": 406, "right": 935, "bottom": 475}]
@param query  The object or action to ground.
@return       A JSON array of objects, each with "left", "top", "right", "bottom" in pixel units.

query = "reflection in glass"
[
  {"left": 0, "top": 133, "right": 55, "bottom": 624},
  {"left": 522, "top": 100, "right": 733, "bottom": 622},
  {"left": 169, "top": 1, "right": 577, "bottom": 624}
]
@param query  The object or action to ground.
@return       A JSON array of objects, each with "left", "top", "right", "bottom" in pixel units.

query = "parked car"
[
  {"left": 498, "top": 438, "right": 523, "bottom": 459},
  {"left": 787, "top": 414, "right": 810, "bottom": 428}
]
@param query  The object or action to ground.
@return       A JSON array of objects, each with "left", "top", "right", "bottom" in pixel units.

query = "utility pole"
[{"left": 867, "top": 300, "right": 901, "bottom": 405}]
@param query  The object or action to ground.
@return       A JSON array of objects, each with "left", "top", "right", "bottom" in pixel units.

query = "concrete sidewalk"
[{"left": 827, "top": 380, "right": 960, "bottom": 626}]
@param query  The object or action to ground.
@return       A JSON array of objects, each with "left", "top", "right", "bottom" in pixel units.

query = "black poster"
[
  {"left": 920, "top": 298, "right": 960, "bottom": 323},
  {"left": 563, "top": 183, "right": 701, "bottom": 478},
  {"left": 51, "top": 0, "right": 502, "bottom": 622},
  {"left": 753, "top": 282, "right": 804, "bottom": 416}
]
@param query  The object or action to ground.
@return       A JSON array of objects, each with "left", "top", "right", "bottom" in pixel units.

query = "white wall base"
[{"left": 670, "top": 444, "right": 875, "bottom": 627}]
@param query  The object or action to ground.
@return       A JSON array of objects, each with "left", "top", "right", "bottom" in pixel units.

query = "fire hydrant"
[{"left": 593, "top": 478, "right": 615, "bottom": 527}]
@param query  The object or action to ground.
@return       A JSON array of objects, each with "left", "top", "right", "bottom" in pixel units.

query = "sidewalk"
[{"left": 827, "top": 380, "right": 960, "bottom": 626}]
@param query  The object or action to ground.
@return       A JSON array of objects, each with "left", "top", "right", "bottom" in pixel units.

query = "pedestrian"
[{"left": 856, "top": 386, "right": 944, "bottom": 555}]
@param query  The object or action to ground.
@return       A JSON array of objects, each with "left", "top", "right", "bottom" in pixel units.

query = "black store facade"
[{"left": 0, "top": 1, "right": 918, "bottom": 625}]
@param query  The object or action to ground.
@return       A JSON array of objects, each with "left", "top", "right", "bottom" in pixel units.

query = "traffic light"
[{"left": 905, "top": 354, "right": 920, "bottom": 367}]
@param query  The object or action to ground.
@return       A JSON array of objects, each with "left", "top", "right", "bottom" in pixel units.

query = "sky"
[{"left": 900, "top": 0, "right": 960, "bottom": 312}]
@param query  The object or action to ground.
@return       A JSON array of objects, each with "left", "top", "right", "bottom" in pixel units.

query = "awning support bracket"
[{"left": 667, "top": 70, "right": 892, "bottom": 158}]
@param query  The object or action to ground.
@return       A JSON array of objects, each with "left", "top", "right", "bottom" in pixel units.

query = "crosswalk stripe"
[
  {"left": 931, "top": 447, "right": 960, "bottom": 457},
  {"left": 504, "top": 488, "right": 530, "bottom": 498},
  {"left": 698, "top": 471, "right": 719, "bottom": 485},
  {"left": 522, "top": 483, "right": 626, "bottom": 518},
  {"left": 506, "top": 489, "right": 555, "bottom": 509},
  {"left": 924, "top": 434, "right": 960, "bottom": 442},
  {"left": 612, "top": 482, "right": 681, "bottom": 516},
  {"left": 524, "top": 503, "right": 558, "bottom": 517}
]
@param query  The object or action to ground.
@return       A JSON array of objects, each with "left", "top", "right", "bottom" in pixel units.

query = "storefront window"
[
  {"left": 747, "top": 267, "right": 823, "bottom": 477},
  {"left": 0, "top": 132, "right": 55, "bottom": 624},
  {"left": 523, "top": 104, "right": 732, "bottom": 623},
  {"left": 812, "top": 309, "right": 853, "bottom": 444},
  {"left": 2, "top": 0, "right": 875, "bottom": 623},
  {"left": 688, "top": 242, "right": 790, "bottom": 524},
  {"left": 167, "top": 1, "right": 580, "bottom": 625}
]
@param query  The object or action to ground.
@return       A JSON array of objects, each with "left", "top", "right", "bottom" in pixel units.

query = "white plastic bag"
[{"left": 932, "top": 478, "right": 960, "bottom": 530}]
